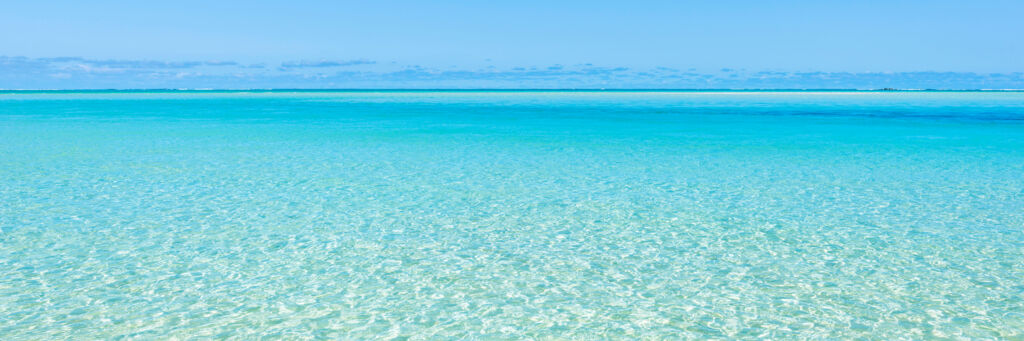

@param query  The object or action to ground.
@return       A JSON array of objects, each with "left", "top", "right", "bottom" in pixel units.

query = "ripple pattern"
[{"left": 2, "top": 91, "right": 1024, "bottom": 339}]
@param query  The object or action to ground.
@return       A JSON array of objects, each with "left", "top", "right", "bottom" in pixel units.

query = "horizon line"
[{"left": 4, "top": 88, "right": 1024, "bottom": 92}]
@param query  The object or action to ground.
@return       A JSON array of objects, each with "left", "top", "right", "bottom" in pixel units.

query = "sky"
[{"left": 1, "top": 0, "right": 1023, "bottom": 89}]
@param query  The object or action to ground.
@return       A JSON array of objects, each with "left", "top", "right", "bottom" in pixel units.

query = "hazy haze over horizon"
[{"left": 2, "top": 0, "right": 1022, "bottom": 89}]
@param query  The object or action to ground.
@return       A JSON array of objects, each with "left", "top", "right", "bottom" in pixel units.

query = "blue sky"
[{"left": 2, "top": 0, "right": 1023, "bottom": 89}]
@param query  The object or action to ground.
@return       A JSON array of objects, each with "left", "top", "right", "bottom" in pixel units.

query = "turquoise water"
[{"left": 2, "top": 91, "right": 1024, "bottom": 339}]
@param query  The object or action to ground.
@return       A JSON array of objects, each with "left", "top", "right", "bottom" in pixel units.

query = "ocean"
[{"left": 2, "top": 90, "right": 1023, "bottom": 338}]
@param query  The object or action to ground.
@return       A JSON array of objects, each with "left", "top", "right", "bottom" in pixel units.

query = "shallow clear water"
[{"left": 2, "top": 91, "right": 1023, "bottom": 339}]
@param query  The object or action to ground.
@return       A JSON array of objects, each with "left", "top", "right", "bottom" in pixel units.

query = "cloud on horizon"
[
  {"left": 29, "top": 56, "right": 240, "bottom": 70},
  {"left": 2, "top": 56, "right": 1023, "bottom": 90},
  {"left": 280, "top": 59, "right": 376, "bottom": 69}
]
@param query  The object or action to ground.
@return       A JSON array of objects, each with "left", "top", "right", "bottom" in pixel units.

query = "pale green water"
[{"left": 2, "top": 91, "right": 1024, "bottom": 339}]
